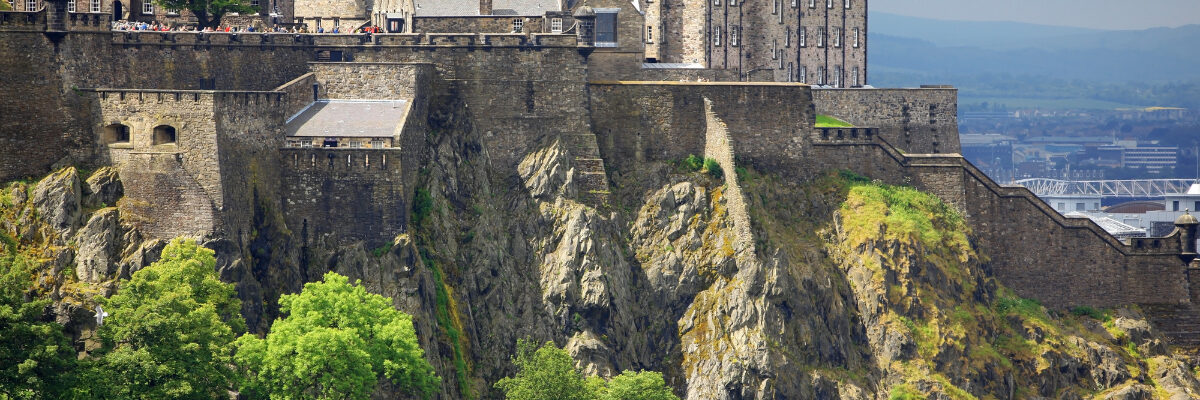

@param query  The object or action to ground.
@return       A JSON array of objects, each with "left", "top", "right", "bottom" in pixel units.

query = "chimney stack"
[{"left": 479, "top": 0, "right": 492, "bottom": 15}]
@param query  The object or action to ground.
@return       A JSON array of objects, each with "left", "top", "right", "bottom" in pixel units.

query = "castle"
[{"left": 4, "top": 0, "right": 1200, "bottom": 351}]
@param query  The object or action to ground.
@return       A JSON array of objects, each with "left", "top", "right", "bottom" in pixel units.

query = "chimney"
[{"left": 479, "top": 0, "right": 492, "bottom": 15}]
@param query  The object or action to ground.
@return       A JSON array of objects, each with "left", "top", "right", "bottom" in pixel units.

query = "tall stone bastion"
[{"left": 5, "top": 2, "right": 1200, "bottom": 398}]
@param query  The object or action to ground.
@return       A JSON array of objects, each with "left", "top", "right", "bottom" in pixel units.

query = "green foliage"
[
  {"left": 371, "top": 242, "right": 394, "bottom": 258},
  {"left": 994, "top": 297, "right": 1047, "bottom": 322},
  {"left": 839, "top": 179, "right": 970, "bottom": 258},
  {"left": 702, "top": 158, "right": 723, "bottom": 179},
  {"left": 412, "top": 188, "right": 434, "bottom": 227},
  {"left": 888, "top": 384, "right": 926, "bottom": 400},
  {"left": 425, "top": 256, "right": 470, "bottom": 398},
  {"left": 234, "top": 272, "right": 439, "bottom": 400},
  {"left": 87, "top": 239, "right": 245, "bottom": 399},
  {"left": 150, "top": 0, "right": 255, "bottom": 27},
  {"left": 1070, "top": 306, "right": 1112, "bottom": 322},
  {"left": 0, "top": 253, "right": 76, "bottom": 400},
  {"left": 815, "top": 115, "right": 854, "bottom": 128},
  {"left": 681, "top": 155, "right": 704, "bottom": 172},
  {"left": 595, "top": 370, "right": 678, "bottom": 400},
  {"left": 496, "top": 340, "right": 678, "bottom": 400},
  {"left": 495, "top": 340, "right": 593, "bottom": 400}
]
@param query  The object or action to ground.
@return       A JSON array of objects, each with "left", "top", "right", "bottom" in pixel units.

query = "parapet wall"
[
  {"left": 310, "top": 62, "right": 432, "bottom": 100},
  {"left": 280, "top": 148, "right": 409, "bottom": 247},
  {"left": 276, "top": 72, "right": 318, "bottom": 121},
  {"left": 589, "top": 81, "right": 816, "bottom": 177},
  {"left": 812, "top": 88, "right": 960, "bottom": 155}
]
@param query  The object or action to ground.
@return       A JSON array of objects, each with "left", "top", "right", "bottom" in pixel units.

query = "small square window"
[
  {"left": 66, "top": 0, "right": 74, "bottom": 12},
  {"left": 89, "top": 0, "right": 98, "bottom": 12},
  {"left": 142, "top": 0, "right": 153, "bottom": 14},
  {"left": 551, "top": 18, "right": 563, "bottom": 33},
  {"left": 25, "top": 0, "right": 36, "bottom": 10},
  {"left": 512, "top": 18, "right": 523, "bottom": 32}
]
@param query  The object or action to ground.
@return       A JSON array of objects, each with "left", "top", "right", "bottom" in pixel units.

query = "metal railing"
[{"left": 1011, "top": 178, "right": 1196, "bottom": 197}]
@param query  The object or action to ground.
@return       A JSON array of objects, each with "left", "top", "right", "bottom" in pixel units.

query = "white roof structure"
[
  {"left": 1065, "top": 212, "right": 1148, "bottom": 239},
  {"left": 286, "top": 100, "right": 408, "bottom": 138}
]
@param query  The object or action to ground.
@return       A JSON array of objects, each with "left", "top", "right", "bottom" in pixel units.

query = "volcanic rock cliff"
[{"left": 6, "top": 137, "right": 1200, "bottom": 399}]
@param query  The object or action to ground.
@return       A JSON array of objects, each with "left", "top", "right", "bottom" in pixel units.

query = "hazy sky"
[{"left": 872, "top": 0, "right": 1200, "bottom": 30}]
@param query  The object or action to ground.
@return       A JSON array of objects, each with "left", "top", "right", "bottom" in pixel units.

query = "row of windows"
[
  {"left": 712, "top": 26, "right": 861, "bottom": 49},
  {"left": 61, "top": 0, "right": 109, "bottom": 12},
  {"left": 103, "top": 124, "right": 177, "bottom": 146},
  {"left": 788, "top": 65, "right": 860, "bottom": 87},
  {"left": 715, "top": 0, "right": 852, "bottom": 9},
  {"left": 511, "top": 18, "right": 564, "bottom": 33}
]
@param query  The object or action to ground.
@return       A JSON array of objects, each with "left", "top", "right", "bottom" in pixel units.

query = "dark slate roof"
[
  {"left": 413, "top": 0, "right": 559, "bottom": 16},
  {"left": 286, "top": 100, "right": 407, "bottom": 138}
]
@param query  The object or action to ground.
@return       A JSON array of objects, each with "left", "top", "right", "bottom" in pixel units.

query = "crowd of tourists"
[{"left": 111, "top": 20, "right": 385, "bottom": 34}]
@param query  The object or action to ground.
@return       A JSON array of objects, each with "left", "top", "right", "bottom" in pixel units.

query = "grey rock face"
[
  {"left": 32, "top": 167, "right": 82, "bottom": 242},
  {"left": 83, "top": 166, "right": 123, "bottom": 210},
  {"left": 74, "top": 208, "right": 122, "bottom": 283}
]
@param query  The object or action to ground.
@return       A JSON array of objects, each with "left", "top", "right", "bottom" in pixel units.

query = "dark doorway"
[
  {"left": 386, "top": 18, "right": 404, "bottom": 33},
  {"left": 322, "top": 139, "right": 338, "bottom": 147},
  {"left": 113, "top": 0, "right": 122, "bottom": 20}
]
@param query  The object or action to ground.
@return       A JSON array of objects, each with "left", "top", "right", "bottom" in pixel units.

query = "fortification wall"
[
  {"left": 276, "top": 72, "right": 318, "bottom": 120},
  {"left": 213, "top": 91, "right": 288, "bottom": 240},
  {"left": 807, "top": 132, "right": 1190, "bottom": 309},
  {"left": 280, "top": 148, "right": 408, "bottom": 247},
  {"left": 310, "top": 61, "right": 432, "bottom": 100},
  {"left": 811, "top": 87, "right": 959, "bottom": 154},
  {"left": 412, "top": 15, "right": 560, "bottom": 33},
  {"left": 117, "top": 152, "right": 218, "bottom": 239},
  {"left": 589, "top": 81, "right": 815, "bottom": 177}
]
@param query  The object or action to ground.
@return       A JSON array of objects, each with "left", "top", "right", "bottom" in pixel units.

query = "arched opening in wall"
[
  {"left": 103, "top": 124, "right": 131, "bottom": 146},
  {"left": 153, "top": 125, "right": 177, "bottom": 145}
]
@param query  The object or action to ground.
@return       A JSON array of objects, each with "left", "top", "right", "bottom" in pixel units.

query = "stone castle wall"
[
  {"left": 412, "top": 15, "right": 564, "bottom": 34},
  {"left": 275, "top": 72, "right": 318, "bottom": 120},
  {"left": 280, "top": 148, "right": 408, "bottom": 247},
  {"left": 812, "top": 87, "right": 959, "bottom": 154},
  {"left": 310, "top": 61, "right": 431, "bottom": 100}
]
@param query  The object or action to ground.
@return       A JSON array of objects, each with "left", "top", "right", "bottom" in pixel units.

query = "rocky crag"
[{"left": 5, "top": 137, "right": 1200, "bottom": 399}]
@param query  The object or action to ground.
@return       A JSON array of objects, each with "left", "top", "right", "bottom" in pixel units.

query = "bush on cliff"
[
  {"left": 0, "top": 253, "right": 77, "bottom": 399},
  {"left": 83, "top": 239, "right": 246, "bottom": 399},
  {"left": 495, "top": 339, "right": 678, "bottom": 400},
  {"left": 234, "top": 272, "right": 439, "bottom": 400}
]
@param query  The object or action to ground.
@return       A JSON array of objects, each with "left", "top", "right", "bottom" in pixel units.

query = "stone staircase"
[{"left": 561, "top": 132, "right": 611, "bottom": 207}]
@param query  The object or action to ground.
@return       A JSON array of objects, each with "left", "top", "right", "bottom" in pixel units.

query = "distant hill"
[{"left": 869, "top": 12, "right": 1200, "bottom": 110}]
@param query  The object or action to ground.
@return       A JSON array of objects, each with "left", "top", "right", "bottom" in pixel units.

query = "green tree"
[
  {"left": 495, "top": 339, "right": 593, "bottom": 400},
  {"left": 234, "top": 272, "right": 439, "bottom": 400},
  {"left": 151, "top": 0, "right": 255, "bottom": 28},
  {"left": 496, "top": 340, "right": 679, "bottom": 400},
  {"left": 87, "top": 239, "right": 246, "bottom": 399},
  {"left": 0, "top": 253, "right": 76, "bottom": 399},
  {"left": 596, "top": 370, "right": 678, "bottom": 400}
]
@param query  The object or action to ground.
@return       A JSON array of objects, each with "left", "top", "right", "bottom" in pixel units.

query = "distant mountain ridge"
[{"left": 869, "top": 12, "right": 1200, "bottom": 109}]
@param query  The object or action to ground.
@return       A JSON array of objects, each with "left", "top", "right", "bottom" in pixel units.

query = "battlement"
[
  {"left": 108, "top": 31, "right": 583, "bottom": 48},
  {"left": 0, "top": 10, "right": 46, "bottom": 31}
]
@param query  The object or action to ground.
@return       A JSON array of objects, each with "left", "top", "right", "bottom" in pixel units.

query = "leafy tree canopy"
[
  {"left": 495, "top": 340, "right": 679, "bottom": 400},
  {"left": 150, "top": 0, "right": 256, "bottom": 28},
  {"left": 234, "top": 272, "right": 439, "bottom": 400},
  {"left": 0, "top": 253, "right": 76, "bottom": 400},
  {"left": 86, "top": 238, "right": 245, "bottom": 400}
]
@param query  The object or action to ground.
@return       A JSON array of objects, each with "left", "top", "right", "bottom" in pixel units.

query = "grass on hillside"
[{"left": 816, "top": 115, "right": 854, "bottom": 128}]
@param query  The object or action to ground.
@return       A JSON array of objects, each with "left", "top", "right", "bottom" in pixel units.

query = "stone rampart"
[
  {"left": 280, "top": 148, "right": 409, "bottom": 247},
  {"left": 589, "top": 81, "right": 816, "bottom": 177},
  {"left": 309, "top": 61, "right": 431, "bottom": 100},
  {"left": 0, "top": 10, "right": 47, "bottom": 32},
  {"left": 812, "top": 87, "right": 959, "bottom": 155},
  {"left": 412, "top": 15, "right": 563, "bottom": 34},
  {"left": 276, "top": 72, "right": 318, "bottom": 121}
]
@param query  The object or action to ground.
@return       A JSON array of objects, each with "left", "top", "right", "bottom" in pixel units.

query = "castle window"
[
  {"left": 818, "top": 67, "right": 825, "bottom": 84},
  {"left": 729, "top": 0, "right": 735, "bottom": 6},
  {"left": 551, "top": 18, "right": 563, "bottom": 33},
  {"left": 67, "top": 0, "right": 74, "bottom": 12},
  {"left": 785, "top": 27, "right": 791, "bottom": 47},
  {"left": 25, "top": 0, "right": 36, "bottom": 11},
  {"left": 833, "top": 27, "right": 841, "bottom": 47},
  {"left": 826, "top": 0, "right": 832, "bottom": 8},
  {"left": 713, "top": 26, "right": 721, "bottom": 46},
  {"left": 348, "top": 140, "right": 363, "bottom": 148},
  {"left": 800, "top": 65, "right": 807, "bottom": 83},
  {"left": 730, "top": 26, "right": 738, "bottom": 46},
  {"left": 300, "top": 140, "right": 313, "bottom": 148},
  {"left": 791, "top": 0, "right": 796, "bottom": 7},
  {"left": 844, "top": 0, "right": 850, "bottom": 8},
  {"left": 852, "top": 66, "right": 859, "bottom": 86},
  {"left": 853, "top": 27, "right": 859, "bottom": 47},
  {"left": 595, "top": 10, "right": 618, "bottom": 47},
  {"left": 772, "top": 0, "right": 777, "bottom": 14},
  {"left": 512, "top": 18, "right": 523, "bottom": 32},
  {"left": 817, "top": 27, "right": 824, "bottom": 47},
  {"left": 808, "top": 0, "right": 814, "bottom": 8},
  {"left": 103, "top": 124, "right": 131, "bottom": 146},
  {"left": 713, "top": 0, "right": 719, "bottom": 6},
  {"left": 787, "top": 63, "right": 793, "bottom": 82},
  {"left": 142, "top": 0, "right": 152, "bottom": 14},
  {"left": 371, "top": 139, "right": 385, "bottom": 148},
  {"left": 646, "top": 25, "right": 653, "bottom": 43},
  {"left": 89, "top": 0, "right": 98, "bottom": 12},
  {"left": 772, "top": 40, "right": 777, "bottom": 59},
  {"left": 799, "top": 27, "right": 805, "bottom": 47},
  {"left": 152, "top": 125, "right": 177, "bottom": 145},
  {"left": 834, "top": 65, "right": 842, "bottom": 87},
  {"left": 250, "top": 0, "right": 258, "bottom": 8}
]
